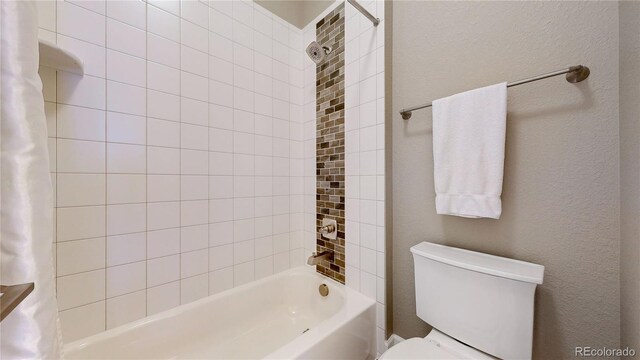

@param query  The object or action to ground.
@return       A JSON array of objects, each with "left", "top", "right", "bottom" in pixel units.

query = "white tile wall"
[
  {"left": 345, "top": 1, "right": 387, "bottom": 355},
  {"left": 38, "top": 0, "right": 307, "bottom": 342}
]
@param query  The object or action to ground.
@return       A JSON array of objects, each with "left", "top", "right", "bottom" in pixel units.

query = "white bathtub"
[{"left": 64, "top": 266, "right": 376, "bottom": 359}]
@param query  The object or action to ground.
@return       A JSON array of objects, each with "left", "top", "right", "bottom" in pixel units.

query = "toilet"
[{"left": 380, "top": 242, "right": 544, "bottom": 360}]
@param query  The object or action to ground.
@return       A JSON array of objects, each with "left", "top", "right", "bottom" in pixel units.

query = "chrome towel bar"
[{"left": 399, "top": 65, "right": 591, "bottom": 120}]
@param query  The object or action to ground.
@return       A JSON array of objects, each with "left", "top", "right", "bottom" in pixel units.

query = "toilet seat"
[
  {"left": 379, "top": 330, "right": 496, "bottom": 360},
  {"left": 379, "top": 337, "right": 458, "bottom": 359}
]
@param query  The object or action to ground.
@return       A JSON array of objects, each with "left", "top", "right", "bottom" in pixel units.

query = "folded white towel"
[{"left": 432, "top": 82, "right": 508, "bottom": 219}]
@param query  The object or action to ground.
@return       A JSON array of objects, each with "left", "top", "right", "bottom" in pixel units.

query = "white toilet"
[{"left": 380, "top": 242, "right": 545, "bottom": 360}]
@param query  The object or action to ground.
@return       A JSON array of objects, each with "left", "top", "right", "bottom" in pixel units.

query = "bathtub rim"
[
  {"left": 63, "top": 265, "right": 375, "bottom": 358},
  {"left": 264, "top": 278, "right": 376, "bottom": 359}
]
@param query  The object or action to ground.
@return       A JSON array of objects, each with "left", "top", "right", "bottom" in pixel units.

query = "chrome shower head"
[{"left": 306, "top": 41, "right": 332, "bottom": 64}]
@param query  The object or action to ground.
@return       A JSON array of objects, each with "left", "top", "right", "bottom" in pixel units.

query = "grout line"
[
  {"left": 230, "top": 5, "right": 237, "bottom": 288},
  {"left": 206, "top": 4, "right": 211, "bottom": 297},
  {"left": 177, "top": 1, "right": 182, "bottom": 306},
  {"left": 50, "top": 7, "right": 59, "bottom": 300},
  {"left": 102, "top": 0, "right": 108, "bottom": 331},
  {"left": 143, "top": 1, "right": 149, "bottom": 318},
  {"left": 56, "top": 92, "right": 306, "bottom": 123}
]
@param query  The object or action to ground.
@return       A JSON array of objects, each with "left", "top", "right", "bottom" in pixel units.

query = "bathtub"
[{"left": 64, "top": 266, "right": 376, "bottom": 359}]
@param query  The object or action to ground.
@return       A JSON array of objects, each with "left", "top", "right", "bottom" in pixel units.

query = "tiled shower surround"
[
  {"left": 314, "top": 4, "right": 346, "bottom": 283},
  {"left": 37, "top": 0, "right": 308, "bottom": 341},
  {"left": 304, "top": 0, "right": 387, "bottom": 354},
  {"left": 343, "top": 1, "right": 387, "bottom": 354},
  {"left": 37, "top": 0, "right": 386, "bottom": 353}
]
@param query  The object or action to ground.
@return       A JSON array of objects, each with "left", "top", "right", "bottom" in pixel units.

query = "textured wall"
[
  {"left": 390, "top": 2, "right": 620, "bottom": 358},
  {"left": 315, "top": 3, "right": 346, "bottom": 283},
  {"left": 619, "top": 0, "right": 640, "bottom": 352}
]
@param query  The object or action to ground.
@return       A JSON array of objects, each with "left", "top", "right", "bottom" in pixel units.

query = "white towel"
[{"left": 432, "top": 82, "right": 507, "bottom": 219}]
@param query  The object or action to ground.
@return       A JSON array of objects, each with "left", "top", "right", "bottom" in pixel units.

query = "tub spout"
[{"left": 307, "top": 250, "right": 334, "bottom": 265}]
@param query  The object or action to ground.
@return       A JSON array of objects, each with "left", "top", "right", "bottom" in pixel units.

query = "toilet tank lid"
[{"left": 410, "top": 242, "right": 544, "bottom": 284}]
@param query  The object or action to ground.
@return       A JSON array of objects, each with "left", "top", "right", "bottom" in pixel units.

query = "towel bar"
[{"left": 399, "top": 65, "right": 590, "bottom": 120}]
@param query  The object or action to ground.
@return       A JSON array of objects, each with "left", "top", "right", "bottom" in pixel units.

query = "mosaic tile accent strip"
[{"left": 315, "top": 3, "right": 346, "bottom": 284}]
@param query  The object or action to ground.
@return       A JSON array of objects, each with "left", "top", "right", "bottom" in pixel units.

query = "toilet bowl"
[{"left": 380, "top": 329, "right": 495, "bottom": 359}]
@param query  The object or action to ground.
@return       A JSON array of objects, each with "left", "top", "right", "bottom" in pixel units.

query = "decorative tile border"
[{"left": 315, "top": 3, "right": 346, "bottom": 283}]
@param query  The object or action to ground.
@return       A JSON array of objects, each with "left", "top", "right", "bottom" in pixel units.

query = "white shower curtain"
[{"left": 0, "top": 1, "right": 62, "bottom": 358}]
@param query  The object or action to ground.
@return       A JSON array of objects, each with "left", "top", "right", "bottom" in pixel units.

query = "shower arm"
[{"left": 347, "top": 0, "right": 380, "bottom": 26}]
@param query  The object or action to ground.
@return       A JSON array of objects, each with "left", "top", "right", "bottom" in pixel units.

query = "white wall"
[{"left": 37, "top": 0, "right": 306, "bottom": 342}]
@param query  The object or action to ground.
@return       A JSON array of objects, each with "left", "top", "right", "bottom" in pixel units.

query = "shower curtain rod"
[
  {"left": 399, "top": 65, "right": 591, "bottom": 120},
  {"left": 347, "top": 0, "right": 380, "bottom": 26}
]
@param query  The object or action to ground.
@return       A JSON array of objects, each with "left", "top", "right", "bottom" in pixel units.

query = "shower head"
[{"left": 306, "top": 41, "right": 333, "bottom": 64}]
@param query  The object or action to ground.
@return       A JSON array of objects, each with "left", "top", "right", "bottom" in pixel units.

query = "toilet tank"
[{"left": 410, "top": 242, "right": 544, "bottom": 360}]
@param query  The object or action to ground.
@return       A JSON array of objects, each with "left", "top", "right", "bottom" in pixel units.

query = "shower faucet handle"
[
  {"left": 319, "top": 218, "right": 337, "bottom": 240},
  {"left": 319, "top": 223, "right": 335, "bottom": 234}
]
